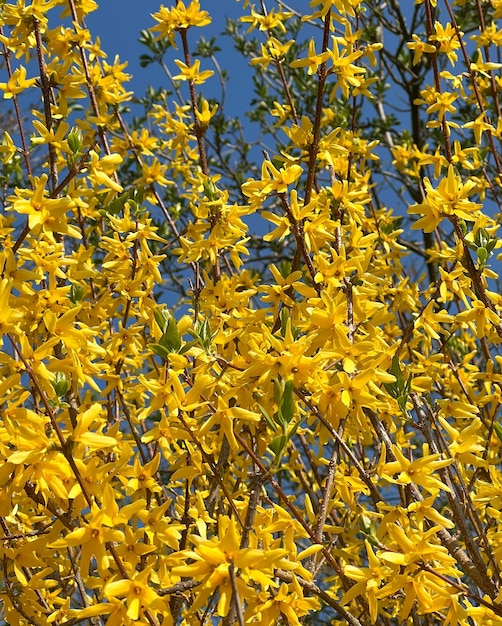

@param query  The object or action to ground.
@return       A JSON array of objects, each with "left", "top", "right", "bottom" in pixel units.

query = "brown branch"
[
  {"left": 33, "top": 18, "right": 58, "bottom": 192},
  {"left": 67, "top": 0, "right": 112, "bottom": 156},
  {"left": 0, "top": 28, "right": 33, "bottom": 180},
  {"left": 304, "top": 9, "right": 331, "bottom": 205},
  {"left": 233, "top": 429, "right": 347, "bottom": 579}
]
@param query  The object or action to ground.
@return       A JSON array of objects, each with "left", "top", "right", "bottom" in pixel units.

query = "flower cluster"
[{"left": 1, "top": 0, "right": 502, "bottom": 625}]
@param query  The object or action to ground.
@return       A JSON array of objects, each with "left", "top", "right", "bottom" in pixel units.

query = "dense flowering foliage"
[{"left": 1, "top": 0, "right": 502, "bottom": 624}]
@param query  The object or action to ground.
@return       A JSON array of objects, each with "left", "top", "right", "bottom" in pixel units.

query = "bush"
[{"left": 1, "top": 1, "right": 502, "bottom": 624}]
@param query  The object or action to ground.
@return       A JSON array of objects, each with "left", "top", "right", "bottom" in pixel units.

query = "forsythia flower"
[
  {"left": 328, "top": 37, "right": 366, "bottom": 98},
  {"left": 379, "top": 444, "right": 454, "bottom": 494},
  {"left": 169, "top": 516, "right": 306, "bottom": 617},
  {"left": 342, "top": 540, "right": 395, "bottom": 623},
  {"left": 7, "top": 173, "right": 78, "bottom": 239},
  {"left": 290, "top": 38, "right": 329, "bottom": 75},
  {"left": 31, "top": 120, "right": 69, "bottom": 150},
  {"left": 0, "top": 130, "right": 16, "bottom": 163},
  {"left": 150, "top": 1, "right": 211, "bottom": 45},
  {"left": 408, "top": 164, "right": 481, "bottom": 232},
  {"left": 104, "top": 568, "right": 168, "bottom": 620},
  {"left": 429, "top": 21, "right": 462, "bottom": 65},
  {"left": 0, "top": 66, "right": 37, "bottom": 98},
  {"left": 407, "top": 34, "right": 436, "bottom": 65},
  {"left": 240, "top": 7, "right": 293, "bottom": 33},
  {"left": 173, "top": 58, "right": 214, "bottom": 84}
]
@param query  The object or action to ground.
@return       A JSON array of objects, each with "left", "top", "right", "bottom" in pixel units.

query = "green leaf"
[
  {"left": 154, "top": 307, "right": 170, "bottom": 333},
  {"left": 477, "top": 246, "right": 488, "bottom": 266},
  {"left": 179, "top": 340, "right": 197, "bottom": 355},
  {"left": 258, "top": 403, "right": 278, "bottom": 433},
  {"left": 139, "top": 54, "right": 154, "bottom": 68},
  {"left": 269, "top": 435, "right": 288, "bottom": 466},
  {"left": 278, "top": 379, "right": 295, "bottom": 427},
  {"left": 279, "top": 308, "right": 300, "bottom": 339},
  {"left": 98, "top": 191, "right": 129, "bottom": 217},
  {"left": 278, "top": 260, "right": 292, "bottom": 279},
  {"left": 52, "top": 372, "right": 70, "bottom": 398},
  {"left": 187, "top": 318, "right": 217, "bottom": 353},
  {"left": 203, "top": 178, "right": 218, "bottom": 201},
  {"left": 69, "top": 282, "right": 84, "bottom": 304},
  {"left": 384, "top": 355, "right": 404, "bottom": 399},
  {"left": 404, "top": 372, "right": 413, "bottom": 396},
  {"left": 280, "top": 307, "right": 289, "bottom": 337},
  {"left": 288, "top": 417, "right": 302, "bottom": 441},
  {"left": 67, "top": 127, "right": 83, "bottom": 154},
  {"left": 274, "top": 378, "right": 283, "bottom": 405},
  {"left": 164, "top": 316, "right": 182, "bottom": 353},
  {"left": 494, "top": 421, "right": 502, "bottom": 444},
  {"left": 359, "top": 514, "right": 379, "bottom": 544},
  {"left": 148, "top": 343, "right": 170, "bottom": 360}
]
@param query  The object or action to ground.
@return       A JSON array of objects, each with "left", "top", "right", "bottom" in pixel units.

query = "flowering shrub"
[{"left": 1, "top": 1, "right": 502, "bottom": 624}]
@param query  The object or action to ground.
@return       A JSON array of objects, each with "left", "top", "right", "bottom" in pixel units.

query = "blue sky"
[{"left": 85, "top": 2, "right": 256, "bottom": 118}]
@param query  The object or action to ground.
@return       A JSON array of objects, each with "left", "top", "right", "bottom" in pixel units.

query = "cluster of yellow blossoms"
[{"left": 1, "top": 0, "right": 502, "bottom": 624}]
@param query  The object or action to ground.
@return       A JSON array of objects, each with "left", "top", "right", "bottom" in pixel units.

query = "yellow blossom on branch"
[
  {"left": 7, "top": 174, "right": 78, "bottom": 240},
  {"left": 429, "top": 21, "right": 462, "bottom": 65},
  {"left": 0, "top": 65, "right": 37, "bottom": 98},
  {"left": 240, "top": 7, "right": 293, "bottom": 33},
  {"left": 104, "top": 568, "right": 168, "bottom": 620},
  {"left": 408, "top": 165, "right": 481, "bottom": 232},
  {"left": 407, "top": 34, "right": 436, "bottom": 65},
  {"left": 290, "top": 38, "right": 330, "bottom": 75},
  {"left": 379, "top": 444, "right": 454, "bottom": 494},
  {"left": 151, "top": 1, "right": 211, "bottom": 46},
  {"left": 173, "top": 58, "right": 214, "bottom": 84}
]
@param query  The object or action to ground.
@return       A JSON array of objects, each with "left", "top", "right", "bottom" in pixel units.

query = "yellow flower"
[
  {"left": 170, "top": 516, "right": 299, "bottom": 617},
  {"left": 87, "top": 150, "right": 123, "bottom": 192},
  {"left": 7, "top": 173, "right": 78, "bottom": 239},
  {"left": 291, "top": 38, "right": 329, "bottom": 75},
  {"left": 0, "top": 131, "right": 16, "bottom": 163},
  {"left": 195, "top": 98, "right": 218, "bottom": 126},
  {"left": 118, "top": 454, "right": 162, "bottom": 495},
  {"left": 199, "top": 395, "right": 261, "bottom": 450},
  {"left": 463, "top": 112, "right": 494, "bottom": 145},
  {"left": 407, "top": 34, "right": 436, "bottom": 65},
  {"left": 173, "top": 58, "right": 214, "bottom": 84},
  {"left": 0, "top": 66, "right": 37, "bottom": 98},
  {"left": 408, "top": 165, "right": 480, "bottom": 232},
  {"left": 342, "top": 540, "right": 395, "bottom": 623},
  {"left": 0, "top": 278, "right": 24, "bottom": 339},
  {"left": 254, "top": 579, "right": 320, "bottom": 625},
  {"left": 438, "top": 416, "right": 486, "bottom": 466},
  {"left": 414, "top": 300, "right": 454, "bottom": 340},
  {"left": 327, "top": 37, "right": 366, "bottom": 98},
  {"left": 49, "top": 504, "right": 124, "bottom": 575},
  {"left": 425, "top": 90, "right": 458, "bottom": 122},
  {"left": 379, "top": 444, "right": 453, "bottom": 494},
  {"left": 135, "top": 157, "right": 171, "bottom": 186},
  {"left": 376, "top": 570, "right": 435, "bottom": 619},
  {"left": 379, "top": 523, "right": 456, "bottom": 571},
  {"left": 429, "top": 21, "right": 462, "bottom": 66},
  {"left": 456, "top": 299, "right": 501, "bottom": 339},
  {"left": 72, "top": 403, "right": 117, "bottom": 451},
  {"left": 308, "top": 0, "right": 363, "bottom": 19},
  {"left": 250, "top": 37, "right": 295, "bottom": 68},
  {"left": 104, "top": 568, "right": 167, "bottom": 620},
  {"left": 151, "top": 1, "right": 211, "bottom": 46},
  {"left": 241, "top": 7, "right": 293, "bottom": 33},
  {"left": 31, "top": 120, "right": 69, "bottom": 151}
]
